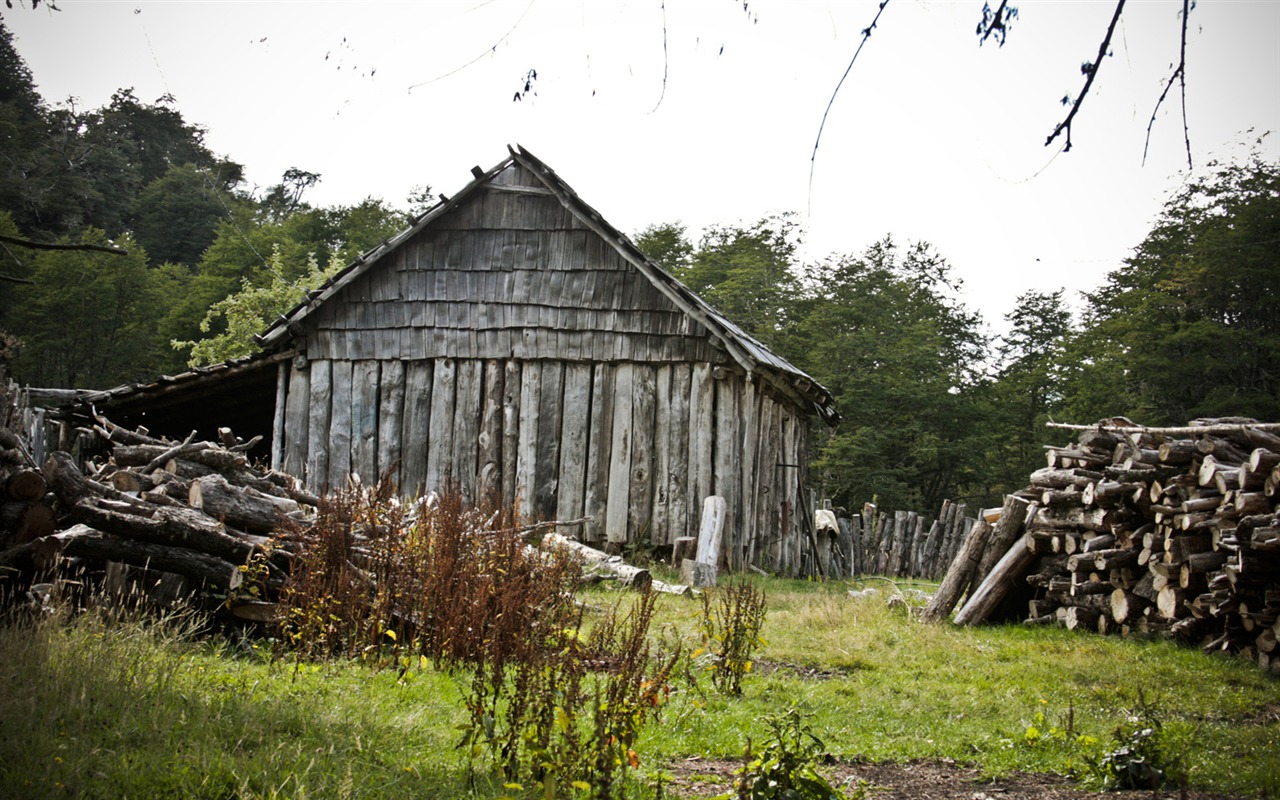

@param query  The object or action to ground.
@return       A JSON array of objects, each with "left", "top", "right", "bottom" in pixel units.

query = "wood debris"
[{"left": 943, "top": 417, "right": 1280, "bottom": 672}]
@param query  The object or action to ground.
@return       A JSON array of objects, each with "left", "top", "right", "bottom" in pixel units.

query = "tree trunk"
[{"left": 920, "top": 518, "right": 993, "bottom": 623}]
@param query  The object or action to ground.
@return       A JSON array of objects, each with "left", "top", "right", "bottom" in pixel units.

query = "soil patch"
[{"left": 661, "top": 756, "right": 1248, "bottom": 799}]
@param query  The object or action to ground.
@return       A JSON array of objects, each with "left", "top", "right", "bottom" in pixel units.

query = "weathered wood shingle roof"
[{"left": 257, "top": 145, "right": 838, "bottom": 424}]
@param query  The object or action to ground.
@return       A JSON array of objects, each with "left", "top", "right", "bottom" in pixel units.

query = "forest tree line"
[{"left": 1, "top": 20, "right": 1276, "bottom": 514}]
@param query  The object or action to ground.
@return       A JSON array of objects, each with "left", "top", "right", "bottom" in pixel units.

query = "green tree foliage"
[
  {"left": 798, "top": 238, "right": 988, "bottom": 512},
  {"left": 981, "top": 289, "right": 1077, "bottom": 498},
  {"left": 260, "top": 167, "right": 321, "bottom": 221},
  {"left": 6, "top": 230, "right": 174, "bottom": 388},
  {"left": 1066, "top": 154, "right": 1280, "bottom": 424},
  {"left": 633, "top": 220, "right": 693, "bottom": 275},
  {"left": 132, "top": 163, "right": 241, "bottom": 267},
  {"left": 162, "top": 195, "right": 410, "bottom": 352},
  {"left": 0, "top": 18, "right": 41, "bottom": 121},
  {"left": 636, "top": 223, "right": 991, "bottom": 513},
  {"left": 173, "top": 248, "right": 340, "bottom": 367},
  {"left": 0, "top": 19, "right": 244, "bottom": 245},
  {"left": 0, "top": 211, "right": 30, "bottom": 333},
  {"left": 0, "top": 19, "right": 90, "bottom": 238},
  {"left": 74, "top": 89, "right": 237, "bottom": 234},
  {"left": 674, "top": 214, "right": 806, "bottom": 358}
]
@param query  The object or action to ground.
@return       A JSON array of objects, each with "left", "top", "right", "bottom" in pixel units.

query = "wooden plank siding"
[
  {"left": 305, "top": 181, "right": 725, "bottom": 368},
  {"left": 278, "top": 355, "right": 810, "bottom": 573},
  {"left": 269, "top": 161, "right": 819, "bottom": 573}
]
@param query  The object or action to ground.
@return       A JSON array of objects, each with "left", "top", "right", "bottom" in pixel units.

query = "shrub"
[
  {"left": 1091, "top": 691, "right": 1185, "bottom": 792},
  {"left": 719, "top": 708, "right": 857, "bottom": 800},
  {"left": 696, "top": 580, "right": 768, "bottom": 696},
  {"left": 277, "top": 483, "right": 678, "bottom": 797}
]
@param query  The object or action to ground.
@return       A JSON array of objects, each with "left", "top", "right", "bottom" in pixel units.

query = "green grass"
[
  {"left": 2, "top": 578, "right": 1277, "bottom": 798},
  {"left": 642, "top": 575, "right": 1279, "bottom": 795}
]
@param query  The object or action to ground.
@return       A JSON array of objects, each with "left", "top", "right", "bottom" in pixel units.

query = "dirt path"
[{"left": 662, "top": 756, "right": 1248, "bottom": 799}]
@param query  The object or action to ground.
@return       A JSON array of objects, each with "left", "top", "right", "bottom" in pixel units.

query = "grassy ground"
[{"left": 1, "top": 577, "right": 1276, "bottom": 799}]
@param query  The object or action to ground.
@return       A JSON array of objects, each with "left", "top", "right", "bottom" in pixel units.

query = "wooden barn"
[{"left": 71, "top": 146, "right": 839, "bottom": 574}]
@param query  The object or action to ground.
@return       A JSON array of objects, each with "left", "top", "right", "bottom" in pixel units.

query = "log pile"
[
  {"left": 949, "top": 417, "right": 1280, "bottom": 672},
  {"left": 0, "top": 415, "right": 317, "bottom": 615},
  {"left": 0, "top": 374, "right": 56, "bottom": 553},
  {"left": 1, "top": 406, "right": 676, "bottom": 617}
]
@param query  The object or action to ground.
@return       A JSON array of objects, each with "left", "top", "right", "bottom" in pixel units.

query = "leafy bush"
[
  {"left": 696, "top": 580, "right": 767, "bottom": 696},
  {"left": 1091, "top": 691, "right": 1185, "bottom": 792},
  {"left": 719, "top": 708, "right": 857, "bottom": 800}
]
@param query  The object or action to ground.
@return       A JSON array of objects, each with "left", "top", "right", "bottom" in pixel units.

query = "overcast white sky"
[{"left": 7, "top": 0, "right": 1279, "bottom": 334}]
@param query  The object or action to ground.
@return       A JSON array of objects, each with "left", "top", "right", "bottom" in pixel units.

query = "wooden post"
[
  {"left": 685, "top": 495, "right": 725, "bottom": 587},
  {"left": 271, "top": 362, "right": 287, "bottom": 472},
  {"left": 542, "top": 532, "right": 652, "bottom": 591}
]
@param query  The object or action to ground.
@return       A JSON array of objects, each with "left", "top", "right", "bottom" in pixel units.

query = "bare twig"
[
  {"left": 487, "top": 516, "right": 592, "bottom": 537},
  {"left": 0, "top": 233, "right": 127, "bottom": 256},
  {"left": 1045, "top": 0, "right": 1126, "bottom": 151},
  {"left": 809, "top": 0, "right": 892, "bottom": 210},
  {"left": 1142, "top": 0, "right": 1192, "bottom": 169},
  {"left": 406, "top": 0, "right": 536, "bottom": 94},
  {"left": 230, "top": 434, "right": 264, "bottom": 453},
  {"left": 141, "top": 430, "right": 200, "bottom": 474},
  {"left": 1047, "top": 421, "right": 1280, "bottom": 435},
  {"left": 648, "top": 0, "right": 668, "bottom": 114},
  {"left": 0, "top": 240, "right": 29, "bottom": 273}
]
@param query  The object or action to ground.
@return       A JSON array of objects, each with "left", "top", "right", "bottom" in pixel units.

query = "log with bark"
[
  {"left": 542, "top": 532, "right": 654, "bottom": 591},
  {"left": 929, "top": 417, "right": 1280, "bottom": 670},
  {"left": 920, "top": 518, "right": 993, "bottom": 623},
  {"left": 0, "top": 414, "right": 321, "bottom": 613}
]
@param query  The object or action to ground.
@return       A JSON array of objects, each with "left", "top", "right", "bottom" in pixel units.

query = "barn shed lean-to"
[{"left": 253, "top": 146, "right": 837, "bottom": 572}]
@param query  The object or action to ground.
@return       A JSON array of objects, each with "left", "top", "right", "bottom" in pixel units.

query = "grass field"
[{"left": 1, "top": 575, "right": 1276, "bottom": 799}]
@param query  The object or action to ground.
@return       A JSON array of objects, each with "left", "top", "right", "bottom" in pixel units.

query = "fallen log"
[
  {"left": 920, "top": 518, "right": 993, "bottom": 623},
  {"left": 542, "top": 532, "right": 653, "bottom": 591},
  {"left": 189, "top": 474, "right": 287, "bottom": 534},
  {"left": 954, "top": 533, "right": 1038, "bottom": 626},
  {"left": 5, "top": 469, "right": 47, "bottom": 502},
  {"left": 0, "top": 500, "right": 55, "bottom": 544},
  {"left": 1, "top": 524, "right": 243, "bottom": 589},
  {"left": 72, "top": 497, "right": 255, "bottom": 564}
]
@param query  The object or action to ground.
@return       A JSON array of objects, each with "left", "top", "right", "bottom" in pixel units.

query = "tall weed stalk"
[
  {"left": 698, "top": 580, "right": 768, "bottom": 696},
  {"left": 277, "top": 483, "right": 677, "bottom": 797}
]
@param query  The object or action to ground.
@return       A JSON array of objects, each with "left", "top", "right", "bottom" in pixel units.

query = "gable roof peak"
[{"left": 255, "top": 145, "right": 838, "bottom": 425}]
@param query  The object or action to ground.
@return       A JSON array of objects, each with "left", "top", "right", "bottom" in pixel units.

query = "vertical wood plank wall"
[
  {"left": 276, "top": 161, "right": 821, "bottom": 573},
  {"left": 285, "top": 357, "right": 810, "bottom": 573}
]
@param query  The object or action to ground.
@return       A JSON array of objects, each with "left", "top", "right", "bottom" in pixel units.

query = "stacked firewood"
[
  {"left": 951, "top": 417, "right": 1280, "bottom": 671},
  {"left": 0, "top": 374, "right": 56, "bottom": 551},
  {"left": 1, "top": 436, "right": 55, "bottom": 548},
  {"left": 0, "top": 416, "right": 318, "bottom": 616}
]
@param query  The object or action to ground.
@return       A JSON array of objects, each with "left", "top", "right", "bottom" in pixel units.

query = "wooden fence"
[{"left": 817, "top": 499, "right": 979, "bottom": 581}]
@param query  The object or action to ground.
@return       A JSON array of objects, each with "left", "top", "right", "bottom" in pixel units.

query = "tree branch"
[
  {"left": 0, "top": 233, "right": 128, "bottom": 256},
  {"left": 1045, "top": 0, "right": 1126, "bottom": 151},
  {"left": 1142, "top": 0, "right": 1192, "bottom": 169},
  {"left": 809, "top": 0, "right": 892, "bottom": 206},
  {"left": 648, "top": 0, "right": 668, "bottom": 114},
  {"left": 976, "top": 0, "right": 1016, "bottom": 47}
]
